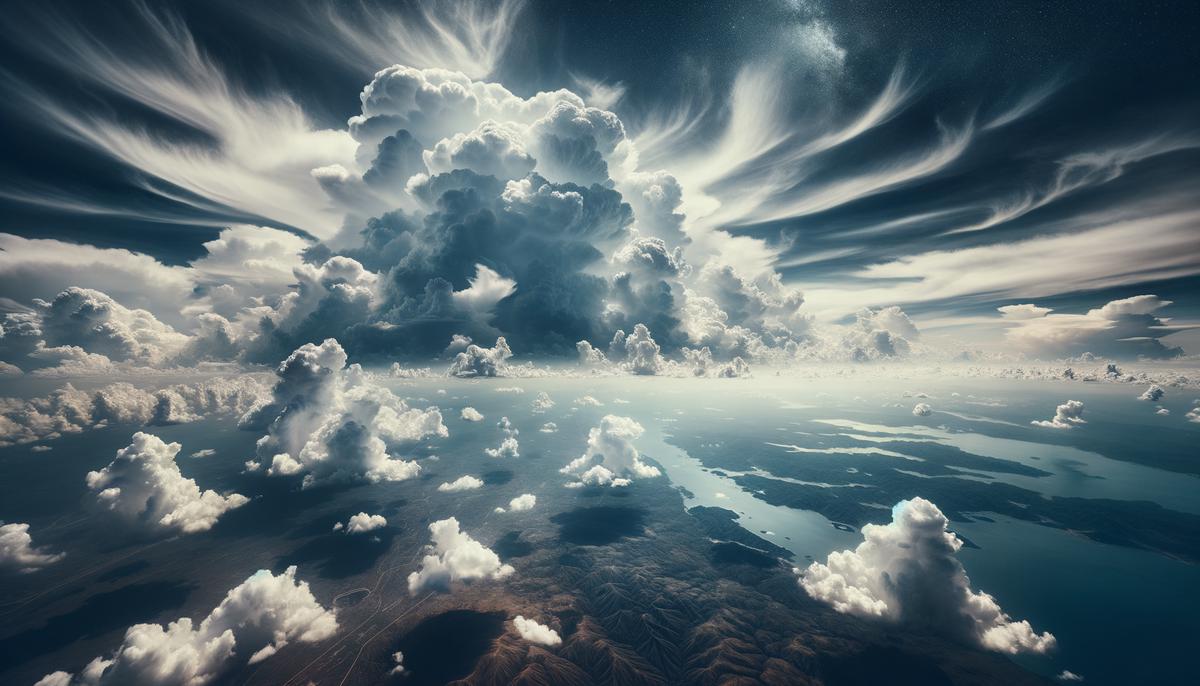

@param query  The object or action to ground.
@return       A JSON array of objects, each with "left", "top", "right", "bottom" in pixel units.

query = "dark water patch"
[
  {"left": 551, "top": 506, "right": 646, "bottom": 546},
  {"left": 276, "top": 529, "right": 396, "bottom": 579},
  {"left": 494, "top": 531, "right": 533, "bottom": 561},
  {"left": 393, "top": 610, "right": 506, "bottom": 686},
  {"left": 482, "top": 469, "right": 514, "bottom": 485},
  {"left": 821, "top": 645, "right": 954, "bottom": 686},
  {"left": 0, "top": 580, "right": 192, "bottom": 672},
  {"left": 95, "top": 559, "right": 151, "bottom": 583},
  {"left": 711, "top": 541, "right": 777, "bottom": 568}
]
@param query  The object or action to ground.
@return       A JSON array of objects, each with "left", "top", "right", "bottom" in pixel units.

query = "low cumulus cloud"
[
  {"left": 484, "top": 416, "right": 520, "bottom": 458},
  {"left": 460, "top": 406, "right": 484, "bottom": 421},
  {"left": 561, "top": 415, "right": 660, "bottom": 487},
  {"left": 495, "top": 493, "right": 536, "bottom": 513},
  {"left": 0, "top": 521, "right": 64, "bottom": 573},
  {"left": 37, "top": 566, "right": 337, "bottom": 685},
  {"left": 437, "top": 475, "right": 484, "bottom": 492},
  {"left": 339, "top": 512, "right": 387, "bottom": 534},
  {"left": 1032, "top": 400, "right": 1086, "bottom": 429},
  {"left": 86, "top": 432, "right": 248, "bottom": 534},
  {"left": 799, "top": 497, "right": 1056, "bottom": 655},
  {"left": 512, "top": 615, "right": 562, "bottom": 646},
  {"left": 244, "top": 339, "right": 445, "bottom": 487},
  {"left": 407, "top": 517, "right": 514, "bottom": 593}
]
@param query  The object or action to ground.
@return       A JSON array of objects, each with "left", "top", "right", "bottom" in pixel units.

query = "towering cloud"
[
  {"left": 1031, "top": 400, "right": 1086, "bottom": 429},
  {"left": 799, "top": 498, "right": 1056, "bottom": 655},
  {"left": 86, "top": 432, "right": 248, "bottom": 534},
  {"left": 37, "top": 566, "right": 337, "bottom": 685},
  {"left": 245, "top": 339, "right": 445, "bottom": 487},
  {"left": 561, "top": 415, "right": 660, "bottom": 487}
]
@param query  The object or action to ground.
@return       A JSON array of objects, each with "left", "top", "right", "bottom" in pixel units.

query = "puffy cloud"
[
  {"left": 1137, "top": 385, "right": 1165, "bottom": 402},
  {"left": 0, "top": 521, "right": 64, "bottom": 573},
  {"left": 39, "top": 566, "right": 337, "bottom": 685},
  {"left": 532, "top": 391, "right": 555, "bottom": 412},
  {"left": 1187, "top": 402, "right": 1200, "bottom": 424},
  {"left": 912, "top": 402, "right": 933, "bottom": 417},
  {"left": 35, "top": 287, "right": 189, "bottom": 367},
  {"left": 342, "top": 512, "right": 387, "bottom": 534},
  {"left": 449, "top": 337, "right": 513, "bottom": 377},
  {"left": 406, "top": 517, "right": 514, "bottom": 593},
  {"left": 527, "top": 101, "right": 629, "bottom": 186},
  {"left": 611, "top": 323, "right": 665, "bottom": 375},
  {"left": 247, "top": 339, "right": 445, "bottom": 487},
  {"left": 839, "top": 306, "right": 919, "bottom": 360},
  {"left": 484, "top": 416, "right": 520, "bottom": 458},
  {"left": 460, "top": 406, "right": 484, "bottom": 422},
  {"left": 1031, "top": 400, "right": 1086, "bottom": 429},
  {"left": 512, "top": 615, "right": 562, "bottom": 646},
  {"left": 574, "top": 395, "right": 602, "bottom": 407},
  {"left": 561, "top": 415, "right": 660, "bottom": 487},
  {"left": 438, "top": 475, "right": 484, "bottom": 492},
  {"left": 424, "top": 121, "right": 536, "bottom": 180},
  {"left": 799, "top": 498, "right": 1055, "bottom": 655},
  {"left": 539, "top": 422, "right": 558, "bottom": 433},
  {"left": 86, "top": 432, "right": 248, "bottom": 534},
  {"left": 1057, "top": 670, "right": 1085, "bottom": 682},
  {"left": 509, "top": 493, "right": 536, "bottom": 511}
]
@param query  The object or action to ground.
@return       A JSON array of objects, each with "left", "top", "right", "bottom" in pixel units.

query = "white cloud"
[
  {"left": 450, "top": 264, "right": 518, "bottom": 325},
  {"left": 998, "top": 304, "right": 1053, "bottom": 320},
  {"left": 539, "top": 422, "right": 558, "bottom": 433},
  {"left": 484, "top": 416, "right": 520, "bottom": 458},
  {"left": 532, "top": 391, "right": 555, "bottom": 412},
  {"left": 449, "top": 337, "right": 513, "bottom": 378},
  {"left": 460, "top": 406, "right": 484, "bottom": 422},
  {"left": 438, "top": 475, "right": 484, "bottom": 492},
  {"left": 508, "top": 493, "right": 536, "bottom": 512},
  {"left": 39, "top": 565, "right": 337, "bottom": 685},
  {"left": 407, "top": 517, "right": 514, "bottom": 593},
  {"left": 0, "top": 522, "right": 65, "bottom": 573},
  {"left": 343, "top": 512, "right": 387, "bottom": 534},
  {"left": 611, "top": 323, "right": 665, "bottom": 375},
  {"left": 1056, "top": 670, "right": 1085, "bottom": 682},
  {"left": 425, "top": 121, "right": 535, "bottom": 180},
  {"left": 248, "top": 339, "right": 445, "bottom": 488},
  {"left": 86, "top": 432, "right": 248, "bottom": 534},
  {"left": 912, "top": 402, "right": 932, "bottom": 417},
  {"left": 561, "top": 415, "right": 660, "bottom": 487},
  {"left": 1031, "top": 400, "right": 1086, "bottom": 429},
  {"left": 1137, "top": 385, "right": 1165, "bottom": 402},
  {"left": 512, "top": 615, "right": 561, "bottom": 646},
  {"left": 799, "top": 497, "right": 1055, "bottom": 655}
]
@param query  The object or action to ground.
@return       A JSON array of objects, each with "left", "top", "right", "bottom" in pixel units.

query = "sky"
[{"left": 0, "top": 0, "right": 1198, "bottom": 373}]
